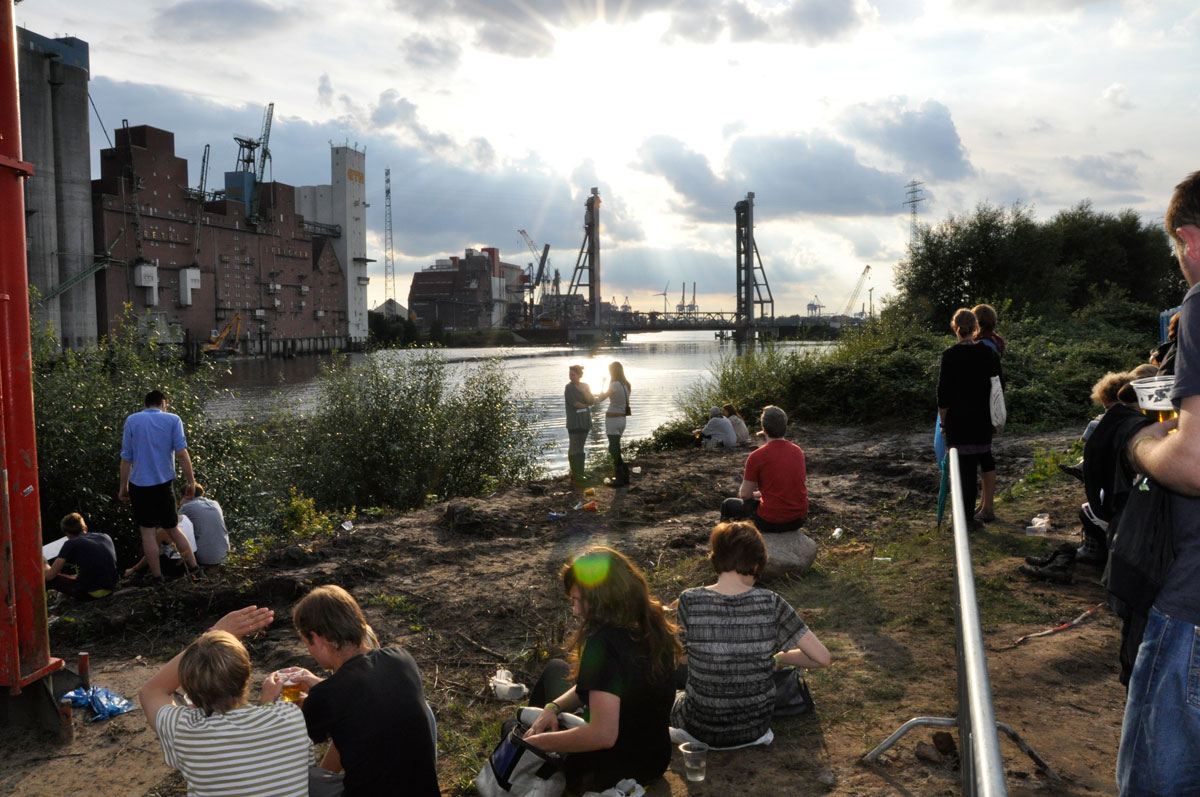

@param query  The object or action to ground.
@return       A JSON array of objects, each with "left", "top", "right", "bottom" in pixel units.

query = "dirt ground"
[{"left": 0, "top": 423, "right": 1128, "bottom": 796}]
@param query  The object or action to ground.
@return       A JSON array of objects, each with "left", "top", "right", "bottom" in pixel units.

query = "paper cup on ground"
[{"left": 679, "top": 741, "right": 709, "bottom": 782}]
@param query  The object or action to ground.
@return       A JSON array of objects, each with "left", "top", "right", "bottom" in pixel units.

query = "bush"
[{"left": 289, "top": 352, "right": 545, "bottom": 510}]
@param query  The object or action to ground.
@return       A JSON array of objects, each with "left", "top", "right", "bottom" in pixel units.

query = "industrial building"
[
  {"left": 92, "top": 124, "right": 350, "bottom": 356},
  {"left": 407, "top": 247, "right": 526, "bottom": 329},
  {"left": 17, "top": 29, "right": 96, "bottom": 350}
]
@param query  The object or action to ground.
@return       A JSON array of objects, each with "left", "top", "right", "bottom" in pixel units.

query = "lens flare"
[{"left": 573, "top": 552, "right": 611, "bottom": 587}]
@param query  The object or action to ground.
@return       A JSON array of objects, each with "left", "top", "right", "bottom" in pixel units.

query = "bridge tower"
[
  {"left": 568, "top": 187, "right": 601, "bottom": 327},
  {"left": 734, "top": 192, "right": 774, "bottom": 337}
]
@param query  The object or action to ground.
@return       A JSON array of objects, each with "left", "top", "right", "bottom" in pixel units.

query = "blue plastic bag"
[{"left": 63, "top": 685, "right": 135, "bottom": 722}]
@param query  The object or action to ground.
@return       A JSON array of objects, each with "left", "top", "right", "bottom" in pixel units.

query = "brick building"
[
  {"left": 407, "top": 247, "right": 525, "bottom": 330},
  {"left": 92, "top": 125, "right": 349, "bottom": 356}
]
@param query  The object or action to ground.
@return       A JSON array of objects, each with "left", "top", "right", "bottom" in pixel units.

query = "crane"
[
  {"left": 841, "top": 265, "right": 871, "bottom": 321},
  {"left": 517, "top": 229, "right": 550, "bottom": 310},
  {"left": 232, "top": 102, "right": 273, "bottom": 225},
  {"left": 190, "top": 144, "right": 210, "bottom": 266},
  {"left": 676, "top": 284, "right": 686, "bottom": 314},
  {"left": 384, "top": 168, "right": 396, "bottom": 313},
  {"left": 202, "top": 313, "right": 244, "bottom": 356},
  {"left": 807, "top": 295, "right": 824, "bottom": 317}
]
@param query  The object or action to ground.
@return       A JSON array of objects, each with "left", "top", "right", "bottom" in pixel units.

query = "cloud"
[
  {"left": 388, "top": 0, "right": 873, "bottom": 49},
  {"left": 153, "top": 0, "right": 299, "bottom": 41},
  {"left": 401, "top": 34, "right": 463, "bottom": 71},
  {"left": 1101, "top": 82, "right": 1135, "bottom": 111},
  {"left": 953, "top": 0, "right": 1106, "bottom": 12},
  {"left": 840, "top": 98, "right": 974, "bottom": 180},
  {"left": 1061, "top": 150, "right": 1147, "bottom": 190},
  {"left": 569, "top": 160, "right": 645, "bottom": 245},
  {"left": 636, "top": 134, "right": 906, "bottom": 222},
  {"left": 317, "top": 74, "right": 333, "bottom": 108}
]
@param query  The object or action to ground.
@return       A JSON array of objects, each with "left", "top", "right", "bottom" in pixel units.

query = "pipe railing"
[{"left": 862, "top": 448, "right": 1057, "bottom": 794}]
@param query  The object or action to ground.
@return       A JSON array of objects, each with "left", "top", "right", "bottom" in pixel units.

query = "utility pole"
[
  {"left": 903, "top": 180, "right": 925, "bottom": 247},
  {"left": 383, "top": 168, "right": 395, "bottom": 314}
]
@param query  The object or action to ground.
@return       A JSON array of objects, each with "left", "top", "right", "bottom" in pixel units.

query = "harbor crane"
[
  {"left": 807, "top": 295, "right": 825, "bottom": 317},
  {"left": 518, "top": 229, "right": 551, "bottom": 311},
  {"left": 189, "top": 144, "right": 210, "bottom": 266},
  {"left": 232, "top": 102, "right": 274, "bottom": 226},
  {"left": 841, "top": 265, "right": 871, "bottom": 320}
]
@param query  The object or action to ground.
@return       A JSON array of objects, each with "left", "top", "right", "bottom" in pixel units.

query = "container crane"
[
  {"left": 841, "top": 265, "right": 871, "bottom": 321},
  {"left": 190, "top": 144, "right": 210, "bottom": 266}
]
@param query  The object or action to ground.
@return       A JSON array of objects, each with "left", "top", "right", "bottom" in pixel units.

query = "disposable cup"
[
  {"left": 679, "top": 741, "right": 709, "bottom": 782},
  {"left": 1131, "top": 376, "right": 1176, "bottom": 420}
]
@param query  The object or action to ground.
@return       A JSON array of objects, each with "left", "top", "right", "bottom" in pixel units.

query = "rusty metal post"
[{"left": 0, "top": 0, "right": 62, "bottom": 692}]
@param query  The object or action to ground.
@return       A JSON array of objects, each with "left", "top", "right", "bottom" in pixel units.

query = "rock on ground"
[{"left": 761, "top": 531, "right": 817, "bottom": 578}]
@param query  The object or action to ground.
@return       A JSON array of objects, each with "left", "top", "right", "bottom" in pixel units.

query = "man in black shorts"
[{"left": 119, "top": 390, "right": 199, "bottom": 581}]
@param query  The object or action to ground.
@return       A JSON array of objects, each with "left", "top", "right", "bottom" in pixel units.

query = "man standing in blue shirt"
[
  {"left": 1116, "top": 171, "right": 1200, "bottom": 794},
  {"left": 119, "top": 390, "right": 200, "bottom": 581}
]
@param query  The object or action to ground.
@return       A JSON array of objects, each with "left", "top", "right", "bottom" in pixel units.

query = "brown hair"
[
  {"left": 60, "top": 512, "right": 87, "bottom": 536},
  {"left": 292, "top": 585, "right": 368, "bottom": 651},
  {"left": 1091, "top": 371, "right": 1131, "bottom": 408},
  {"left": 569, "top": 364, "right": 583, "bottom": 377},
  {"left": 709, "top": 521, "right": 767, "bottom": 578},
  {"left": 178, "top": 631, "right": 251, "bottom": 716},
  {"left": 952, "top": 308, "right": 977, "bottom": 335},
  {"left": 1169, "top": 312, "right": 1181, "bottom": 343},
  {"left": 1166, "top": 171, "right": 1200, "bottom": 249},
  {"left": 760, "top": 405, "right": 787, "bottom": 438},
  {"left": 972, "top": 304, "right": 998, "bottom": 334},
  {"left": 561, "top": 546, "right": 680, "bottom": 681},
  {"left": 721, "top": 403, "right": 742, "bottom": 419}
]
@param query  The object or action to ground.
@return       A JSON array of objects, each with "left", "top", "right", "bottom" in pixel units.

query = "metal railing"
[{"left": 862, "top": 448, "right": 1057, "bottom": 794}]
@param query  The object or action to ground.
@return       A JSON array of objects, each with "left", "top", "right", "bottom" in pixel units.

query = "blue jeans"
[{"left": 1117, "top": 607, "right": 1200, "bottom": 795}]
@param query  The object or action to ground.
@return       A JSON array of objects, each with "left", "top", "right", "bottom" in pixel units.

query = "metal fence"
[{"left": 861, "top": 448, "right": 1056, "bottom": 795}]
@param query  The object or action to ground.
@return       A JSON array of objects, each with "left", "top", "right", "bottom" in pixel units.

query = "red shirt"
[{"left": 743, "top": 439, "right": 808, "bottom": 523}]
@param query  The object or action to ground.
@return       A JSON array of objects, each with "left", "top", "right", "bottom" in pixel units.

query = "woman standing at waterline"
[{"left": 597, "top": 361, "right": 632, "bottom": 486}]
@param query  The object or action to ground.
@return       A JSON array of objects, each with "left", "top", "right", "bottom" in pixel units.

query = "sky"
[{"left": 17, "top": 0, "right": 1200, "bottom": 317}]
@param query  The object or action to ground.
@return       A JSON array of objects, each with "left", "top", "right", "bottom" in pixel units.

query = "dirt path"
[{"left": 1, "top": 424, "right": 1126, "bottom": 795}]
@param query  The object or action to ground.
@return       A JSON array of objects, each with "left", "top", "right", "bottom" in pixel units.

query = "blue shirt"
[{"left": 121, "top": 407, "right": 187, "bottom": 486}]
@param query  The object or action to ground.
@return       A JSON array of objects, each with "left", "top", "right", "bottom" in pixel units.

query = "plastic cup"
[
  {"left": 679, "top": 741, "right": 709, "bottom": 782},
  {"left": 1131, "top": 376, "right": 1178, "bottom": 422},
  {"left": 277, "top": 667, "right": 304, "bottom": 703}
]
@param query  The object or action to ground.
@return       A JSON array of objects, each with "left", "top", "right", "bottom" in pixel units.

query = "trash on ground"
[
  {"left": 831, "top": 528, "right": 844, "bottom": 540},
  {"left": 582, "top": 501, "right": 598, "bottom": 512},
  {"left": 62, "top": 685, "right": 134, "bottom": 722},
  {"left": 548, "top": 512, "right": 566, "bottom": 520},
  {"left": 872, "top": 557, "right": 892, "bottom": 563},
  {"left": 488, "top": 668, "right": 528, "bottom": 701}
]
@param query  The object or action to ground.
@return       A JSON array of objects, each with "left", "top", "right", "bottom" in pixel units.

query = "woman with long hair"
[
  {"left": 722, "top": 403, "right": 752, "bottom": 446},
  {"left": 525, "top": 546, "right": 679, "bottom": 791},
  {"left": 596, "top": 362, "right": 632, "bottom": 486}
]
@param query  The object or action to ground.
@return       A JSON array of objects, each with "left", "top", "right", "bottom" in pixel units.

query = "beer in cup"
[{"left": 1130, "top": 376, "right": 1178, "bottom": 422}]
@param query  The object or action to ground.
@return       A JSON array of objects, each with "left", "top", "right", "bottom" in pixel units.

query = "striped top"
[
  {"left": 156, "top": 702, "right": 312, "bottom": 796},
  {"left": 675, "top": 586, "right": 808, "bottom": 746}
]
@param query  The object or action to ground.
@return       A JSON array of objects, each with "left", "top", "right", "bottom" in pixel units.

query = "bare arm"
[
  {"left": 119, "top": 459, "right": 132, "bottom": 501},
  {"left": 320, "top": 741, "right": 342, "bottom": 773},
  {"left": 777, "top": 629, "right": 831, "bottom": 669},
  {"left": 124, "top": 556, "right": 148, "bottom": 578},
  {"left": 44, "top": 558, "right": 67, "bottom": 580},
  {"left": 525, "top": 690, "right": 620, "bottom": 753},
  {"left": 176, "top": 449, "right": 196, "bottom": 499},
  {"left": 139, "top": 606, "right": 274, "bottom": 734},
  {"left": 1129, "top": 394, "right": 1200, "bottom": 496},
  {"left": 738, "top": 479, "right": 758, "bottom": 500}
]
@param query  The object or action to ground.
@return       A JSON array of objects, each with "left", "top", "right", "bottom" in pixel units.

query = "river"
[{"left": 210, "top": 332, "right": 827, "bottom": 474}]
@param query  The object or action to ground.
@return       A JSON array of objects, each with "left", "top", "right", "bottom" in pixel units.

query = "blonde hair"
[{"left": 178, "top": 631, "right": 251, "bottom": 716}]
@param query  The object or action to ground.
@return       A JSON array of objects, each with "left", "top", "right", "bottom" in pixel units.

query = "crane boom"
[{"left": 841, "top": 265, "right": 871, "bottom": 319}]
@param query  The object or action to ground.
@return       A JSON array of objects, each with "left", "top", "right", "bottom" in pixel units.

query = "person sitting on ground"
[
  {"left": 525, "top": 546, "right": 680, "bottom": 792},
  {"left": 722, "top": 403, "right": 752, "bottom": 446},
  {"left": 139, "top": 605, "right": 313, "bottom": 797},
  {"left": 44, "top": 512, "right": 118, "bottom": 601},
  {"left": 123, "top": 512, "right": 196, "bottom": 580},
  {"left": 268, "top": 585, "right": 439, "bottom": 797},
  {"left": 179, "top": 482, "right": 230, "bottom": 566},
  {"left": 694, "top": 406, "right": 737, "bottom": 449},
  {"left": 672, "top": 521, "right": 831, "bottom": 748},
  {"left": 720, "top": 406, "right": 809, "bottom": 533}
]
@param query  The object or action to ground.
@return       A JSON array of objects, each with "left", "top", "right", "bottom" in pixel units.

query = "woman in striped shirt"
[{"left": 673, "top": 522, "right": 831, "bottom": 747}]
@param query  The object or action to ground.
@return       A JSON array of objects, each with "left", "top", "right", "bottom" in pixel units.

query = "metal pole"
[{"left": 0, "top": 0, "right": 60, "bottom": 690}]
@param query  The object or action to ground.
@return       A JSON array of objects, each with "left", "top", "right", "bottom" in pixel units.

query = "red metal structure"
[{"left": 0, "top": 0, "right": 63, "bottom": 694}]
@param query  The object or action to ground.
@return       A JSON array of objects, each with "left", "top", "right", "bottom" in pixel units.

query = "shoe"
[
  {"left": 1019, "top": 563, "right": 1073, "bottom": 585},
  {"left": 1058, "top": 461, "right": 1085, "bottom": 483},
  {"left": 1025, "top": 543, "right": 1076, "bottom": 568},
  {"left": 1074, "top": 547, "right": 1107, "bottom": 566},
  {"left": 967, "top": 519, "right": 985, "bottom": 533},
  {"left": 974, "top": 510, "right": 995, "bottom": 523}
]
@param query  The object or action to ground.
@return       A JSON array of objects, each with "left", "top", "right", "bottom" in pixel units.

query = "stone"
[
  {"left": 915, "top": 741, "right": 942, "bottom": 763},
  {"left": 760, "top": 531, "right": 818, "bottom": 578},
  {"left": 932, "top": 731, "right": 957, "bottom": 756}
]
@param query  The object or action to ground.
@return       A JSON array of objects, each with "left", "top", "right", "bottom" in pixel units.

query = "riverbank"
[{"left": 6, "top": 423, "right": 1124, "bottom": 796}]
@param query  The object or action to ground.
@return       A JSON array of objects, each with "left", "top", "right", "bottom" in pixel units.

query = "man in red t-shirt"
[{"left": 720, "top": 406, "right": 808, "bottom": 533}]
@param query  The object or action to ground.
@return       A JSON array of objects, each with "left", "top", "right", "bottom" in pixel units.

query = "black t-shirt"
[
  {"left": 302, "top": 647, "right": 439, "bottom": 797},
  {"left": 56, "top": 533, "right": 118, "bottom": 592},
  {"left": 569, "top": 626, "right": 674, "bottom": 790},
  {"left": 936, "top": 342, "right": 1001, "bottom": 446}
]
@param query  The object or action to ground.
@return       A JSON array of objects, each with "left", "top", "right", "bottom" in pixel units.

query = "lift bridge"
[{"left": 543, "top": 191, "right": 774, "bottom": 342}]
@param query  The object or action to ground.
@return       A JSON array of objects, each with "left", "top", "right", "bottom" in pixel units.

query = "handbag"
[
  {"left": 989, "top": 375, "right": 1006, "bottom": 431},
  {"left": 771, "top": 667, "right": 815, "bottom": 717},
  {"left": 476, "top": 707, "right": 587, "bottom": 797}
]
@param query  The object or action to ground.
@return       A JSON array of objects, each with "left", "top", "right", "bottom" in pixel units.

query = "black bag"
[
  {"left": 771, "top": 667, "right": 815, "bottom": 717},
  {"left": 1108, "top": 476, "right": 1175, "bottom": 615}
]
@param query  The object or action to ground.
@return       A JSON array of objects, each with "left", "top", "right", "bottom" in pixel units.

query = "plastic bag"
[{"left": 63, "top": 685, "right": 135, "bottom": 722}]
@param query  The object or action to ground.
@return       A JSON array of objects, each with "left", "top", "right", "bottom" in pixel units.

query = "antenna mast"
[{"left": 383, "top": 167, "right": 395, "bottom": 314}]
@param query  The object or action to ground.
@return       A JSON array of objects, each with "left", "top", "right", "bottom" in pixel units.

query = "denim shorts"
[{"left": 1116, "top": 607, "right": 1200, "bottom": 795}]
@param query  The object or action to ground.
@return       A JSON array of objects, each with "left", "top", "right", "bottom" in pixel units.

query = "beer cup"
[
  {"left": 1130, "top": 376, "right": 1178, "bottom": 422},
  {"left": 277, "top": 667, "right": 304, "bottom": 703}
]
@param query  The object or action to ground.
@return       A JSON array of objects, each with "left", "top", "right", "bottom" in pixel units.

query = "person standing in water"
[{"left": 596, "top": 362, "right": 632, "bottom": 487}]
